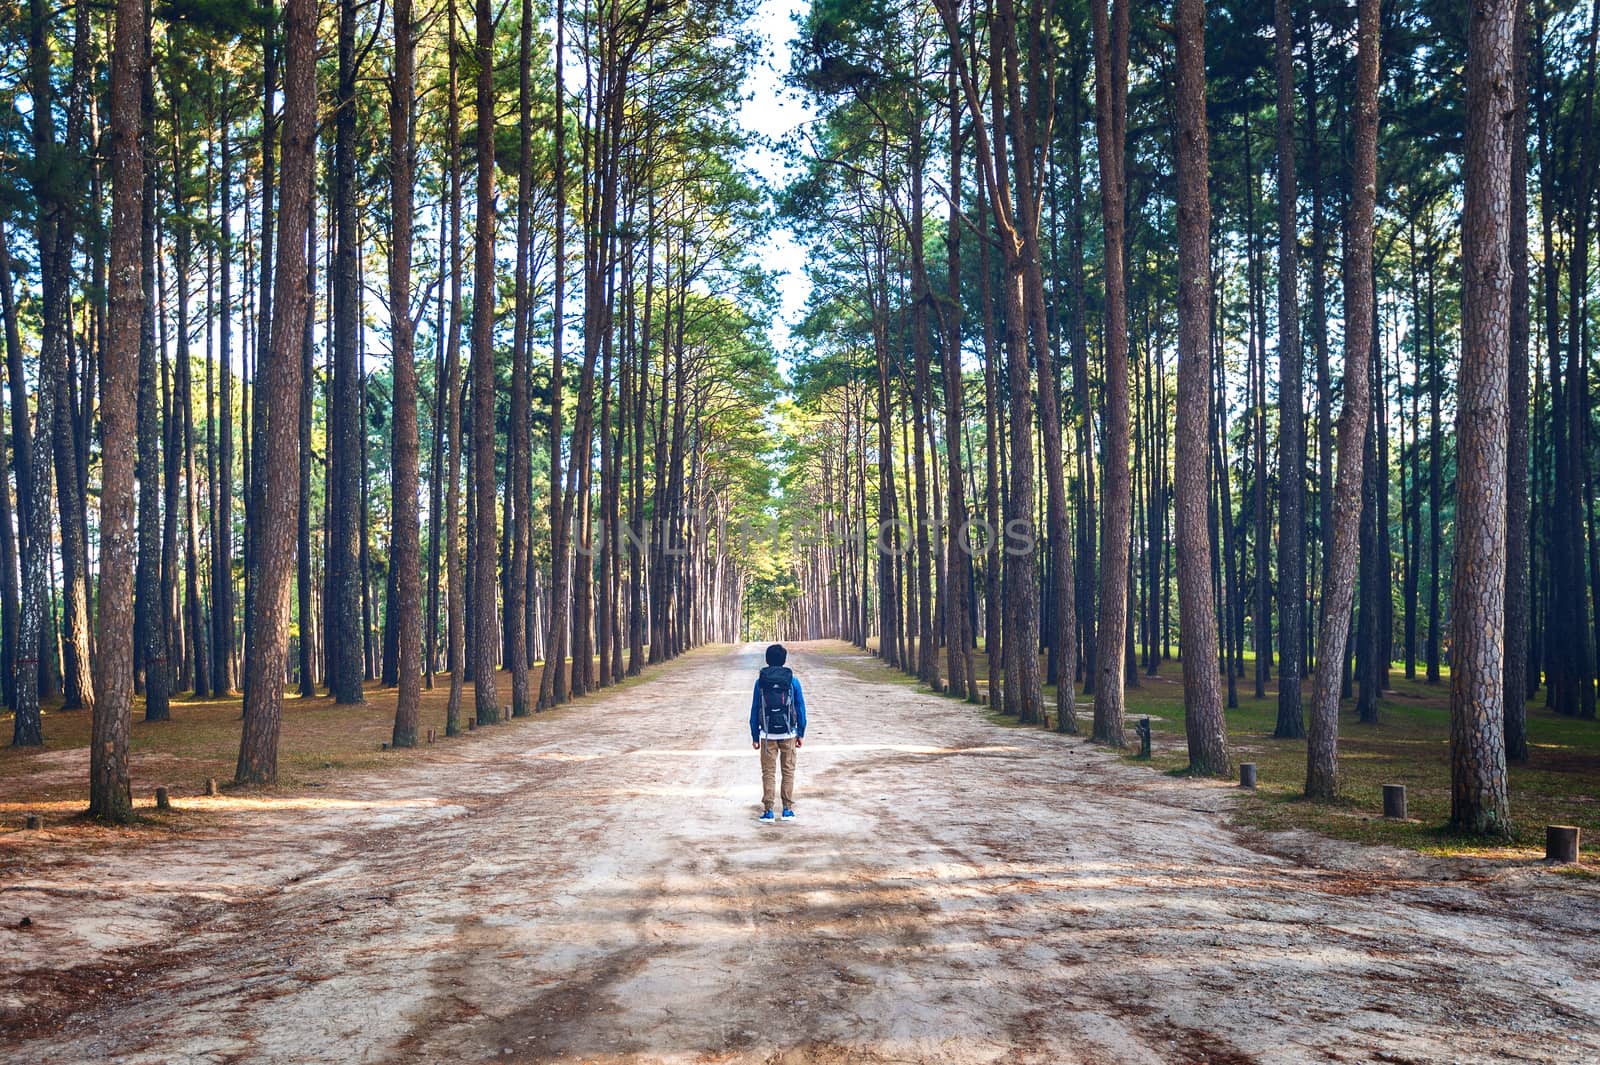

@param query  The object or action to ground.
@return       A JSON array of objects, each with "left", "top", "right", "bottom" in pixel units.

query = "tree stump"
[
  {"left": 468, "top": 719, "right": 476, "bottom": 732},
  {"left": 1382, "top": 784, "right": 1407, "bottom": 820},
  {"left": 1135, "top": 718, "right": 1152, "bottom": 760},
  {"left": 24, "top": 814, "right": 41, "bottom": 830},
  {"left": 1546, "top": 825, "right": 1580, "bottom": 864},
  {"left": 502, "top": 706, "right": 511, "bottom": 722},
  {"left": 155, "top": 787, "right": 170, "bottom": 810},
  {"left": 427, "top": 728, "right": 436, "bottom": 744},
  {"left": 1239, "top": 763, "right": 1257, "bottom": 788},
  {"left": 205, "top": 778, "right": 219, "bottom": 797}
]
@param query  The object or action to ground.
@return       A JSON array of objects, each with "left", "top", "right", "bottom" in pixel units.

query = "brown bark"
[
  {"left": 538, "top": 0, "right": 569, "bottom": 711},
  {"left": 92, "top": 0, "right": 145, "bottom": 821},
  {"left": 179, "top": 229, "right": 209, "bottom": 698},
  {"left": 237, "top": 0, "right": 315, "bottom": 785},
  {"left": 0, "top": 283, "right": 17, "bottom": 709},
  {"left": 389, "top": 0, "right": 423, "bottom": 747},
  {"left": 1173, "top": 0, "right": 1227, "bottom": 777},
  {"left": 942, "top": 67, "right": 975, "bottom": 703},
  {"left": 1090, "top": 0, "right": 1131, "bottom": 746},
  {"left": 444, "top": 0, "right": 466, "bottom": 733},
  {"left": 907, "top": 118, "right": 940, "bottom": 692},
  {"left": 213, "top": 110, "right": 236, "bottom": 694},
  {"left": 326, "top": 0, "right": 364, "bottom": 705},
  {"left": 1273, "top": 0, "right": 1306, "bottom": 738},
  {"left": 1449, "top": 0, "right": 1516, "bottom": 836},
  {"left": 1306, "top": 0, "right": 1379, "bottom": 800},
  {"left": 135, "top": 0, "right": 167, "bottom": 723},
  {"left": 506, "top": 0, "right": 533, "bottom": 717},
  {"left": 470, "top": 0, "right": 499, "bottom": 726},
  {"left": 978, "top": 180, "right": 1003, "bottom": 709},
  {"left": 1504, "top": 0, "right": 1531, "bottom": 762}
]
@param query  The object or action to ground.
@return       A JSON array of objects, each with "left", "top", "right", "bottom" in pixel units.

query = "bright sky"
[{"left": 734, "top": 0, "right": 814, "bottom": 369}]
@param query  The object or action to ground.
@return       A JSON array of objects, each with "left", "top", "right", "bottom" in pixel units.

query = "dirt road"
[{"left": 3, "top": 643, "right": 1598, "bottom": 1064}]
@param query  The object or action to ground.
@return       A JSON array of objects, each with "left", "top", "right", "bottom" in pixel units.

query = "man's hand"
[
  {"left": 795, "top": 738, "right": 803, "bottom": 749},
  {"left": 752, "top": 741, "right": 761, "bottom": 750}
]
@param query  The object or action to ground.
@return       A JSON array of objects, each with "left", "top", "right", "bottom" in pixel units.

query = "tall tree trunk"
[
  {"left": 505, "top": 0, "right": 532, "bottom": 716},
  {"left": 1503, "top": 0, "right": 1532, "bottom": 762},
  {"left": 1174, "top": 0, "right": 1227, "bottom": 776},
  {"left": 0, "top": 268, "right": 18, "bottom": 710},
  {"left": 1008, "top": 6, "right": 1076, "bottom": 733},
  {"left": 179, "top": 230, "right": 209, "bottom": 698},
  {"left": 873, "top": 238, "right": 900, "bottom": 670},
  {"left": 1305, "top": 0, "right": 1379, "bottom": 800},
  {"left": 245, "top": 0, "right": 280, "bottom": 683},
  {"left": 943, "top": 66, "right": 975, "bottom": 704},
  {"left": 161, "top": 252, "right": 182, "bottom": 693},
  {"left": 134, "top": 1, "right": 168, "bottom": 723},
  {"left": 55, "top": 0, "right": 95, "bottom": 716},
  {"left": 213, "top": 108, "right": 236, "bottom": 694},
  {"left": 538, "top": 0, "right": 569, "bottom": 710},
  {"left": 1069, "top": 73, "right": 1097, "bottom": 697},
  {"left": 426, "top": 204, "right": 445, "bottom": 685},
  {"left": 1090, "top": 0, "right": 1131, "bottom": 746},
  {"left": 237, "top": 0, "right": 314, "bottom": 785},
  {"left": 443, "top": 0, "right": 466, "bottom": 733},
  {"left": 470, "top": 0, "right": 499, "bottom": 726},
  {"left": 92, "top": 0, "right": 146, "bottom": 820},
  {"left": 1243, "top": 108, "right": 1270, "bottom": 699},
  {"left": 388, "top": 0, "right": 422, "bottom": 746},
  {"left": 908, "top": 118, "right": 940, "bottom": 691},
  {"left": 1274, "top": 0, "right": 1306, "bottom": 738},
  {"left": 978, "top": 181, "right": 1003, "bottom": 709},
  {"left": 1426, "top": 257, "right": 1443, "bottom": 685},
  {"left": 326, "top": 0, "right": 364, "bottom": 704},
  {"left": 297, "top": 167, "right": 317, "bottom": 696},
  {"left": 1449, "top": 0, "right": 1516, "bottom": 835},
  {"left": 1307, "top": 13, "right": 1332, "bottom": 676}
]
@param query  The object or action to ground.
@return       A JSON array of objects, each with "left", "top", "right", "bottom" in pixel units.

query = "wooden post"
[
  {"left": 427, "top": 727, "right": 436, "bottom": 743},
  {"left": 1135, "top": 718, "right": 1152, "bottom": 759},
  {"left": 24, "top": 814, "right": 41, "bottom": 830},
  {"left": 1382, "top": 784, "right": 1407, "bottom": 819},
  {"left": 1239, "top": 763, "right": 1257, "bottom": 788},
  {"left": 205, "top": 777, "right": 219, "bottom": 796},
  {"left": 1546, "top": 825, "right": 1580, "bottom": 864},
  {"left": 502, "top": 705, "right": 510, "bottom": 722},
  {"left": 468, "top": 719, "right": 476, "bottom": 731},
  {"left": 155, "top": 787, "right": 171, "bottom": 810}
]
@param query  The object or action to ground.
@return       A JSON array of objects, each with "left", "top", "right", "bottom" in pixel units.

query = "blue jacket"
[{"left": 750, "top": 675, "right": 807, "bottom": 743}]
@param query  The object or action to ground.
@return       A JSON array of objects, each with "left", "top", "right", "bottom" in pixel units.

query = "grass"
[
  {"left": 827, "top": 637, "right": 1599, "bottom": 863},
  {"left": 0, "top": 650, "right": 706, "bottom": 829}
]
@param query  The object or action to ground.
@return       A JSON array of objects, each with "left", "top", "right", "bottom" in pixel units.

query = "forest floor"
[
  {"left": 869, "top": 640, "right": 1600, "bottom": 862},
  {"left": 0, "top": 661, "right": 575, "bottom": 812},
  {"left": 3, "top": 641, "right": 1599, "bottom": 1064}
]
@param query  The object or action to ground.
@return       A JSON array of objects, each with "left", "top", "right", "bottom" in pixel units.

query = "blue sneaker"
[
  {"left": 759, "top": 809, "right": 776, "bottom": 823},
  {"left": 781, "top": 808, "right": 796, "bottom": 821}
]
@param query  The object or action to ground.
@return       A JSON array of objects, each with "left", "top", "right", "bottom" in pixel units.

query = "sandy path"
[{"left": 2, "top": 642, "right": 1598, "bottom": 1065}]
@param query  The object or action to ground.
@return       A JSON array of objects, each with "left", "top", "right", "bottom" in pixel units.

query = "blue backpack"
[{"left": 758, "top": 665, "right": 795, "bottom": 736}]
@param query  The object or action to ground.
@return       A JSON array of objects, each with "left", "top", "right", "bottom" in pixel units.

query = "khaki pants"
[{"left": 760, "top": 738, "right": 797, "bottom": 812}]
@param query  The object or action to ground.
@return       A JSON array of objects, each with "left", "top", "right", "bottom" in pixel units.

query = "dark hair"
[{"left": 765, "top": 643, "right": 787, "bottom": 667}]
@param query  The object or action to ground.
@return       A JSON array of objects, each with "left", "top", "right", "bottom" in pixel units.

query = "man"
[{"left": 750, "top": 643, "right": 807, "bottom": 823}]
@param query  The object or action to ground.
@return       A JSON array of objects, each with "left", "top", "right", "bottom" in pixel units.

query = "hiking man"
[{"left": 750, "top": 643, "right": 807, "bottom": 823}]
